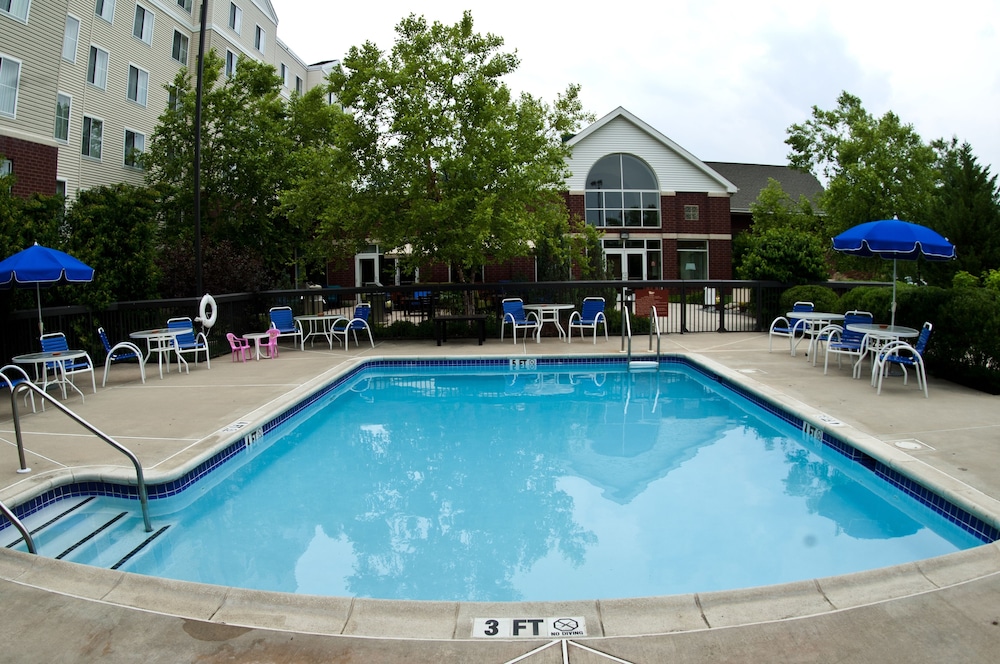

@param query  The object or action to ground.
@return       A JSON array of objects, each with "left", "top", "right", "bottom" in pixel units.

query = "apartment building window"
[
  {"left": 279, "top": 63, "right": 288, "bottom": 87},
  {"left": 0, "top": 159, "right": 10, "bottom": 176},
  {"left": 82, "top": 116, "right": 103, "bottom": 159},
  {"left": 228, "top": 2, "right": 241, "bottom": 34},
  {"left": 127, "top": 64, "right": 148, "bottom": 106},
  {"left": 87, "top": 45, "right": 109, "bottom": 89},
  {"left": 225, "top": 49, "right": 236, "bottom": 78},
  {"left": 55, "top": 93, "right": 71, "bottom": 141},
  {"left": 133, "top": 4, "right": 153, "bottom": 45},
  {"left": 254, "top": 25, "right": 265, "bottom": 52},
  {"left": 63, "top": 15, "right": 81, "bottom": 62},
  {"left": 0, "top": 54, "right": 20, "bottom": 118},
  {"left": 295, "top": 76, "right": 303, "bottom": 95},
  {"left": 684, "top": 205, "right": 699, "bottom": 221},
  {"left": 95, "top": 0, "right": 114, "bottom": 22},
  {"left": 168, "top": 85, "right": 182, "bottom": 110},
  {"left": 171, "top": 30, "right": 188, "bottom": 64},
  {"left": 2, "top": 0, "right": 30, "bottom": 21},
  {"left": 176, "top": 0, "right": 191, "bottom": 11},
  {"left": 124, "top": 129, "right": 144, "bottom": 168}
]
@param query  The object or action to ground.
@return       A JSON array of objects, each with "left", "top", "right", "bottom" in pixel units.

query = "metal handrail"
[
  {"left": 0, "top": 498, "right": 36, "bottom": 554},
  {"left": 9, "top": 382, "right": 153, "bottom": 533},
  {"left": 649, "top": 305, "right": 662, "bottom": 362}
]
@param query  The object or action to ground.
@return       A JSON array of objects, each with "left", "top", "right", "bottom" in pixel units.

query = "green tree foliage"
[
  {"left": 786, "top": 92, "right": 938, "bottom": 255},
  {"left": 923, "top": 139, "right": 1000, "bottom": 285},
  {"left": 298, "top": 11, "right": 592, "bottom": 287},
  {"left": 747, "top": 178, "right": 820, "bottom": 234},
  {"left": 143, "top": 51, "right": 302, "bottom": 288},
  {"left": 736, "top": 227, "right": 828, "bottom": 284},
  {"left": 62, "top": 184, "right": 160, "bottom": 309}
]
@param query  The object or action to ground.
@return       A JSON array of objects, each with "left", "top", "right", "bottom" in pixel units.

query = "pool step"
[
  {"left": 628, "top": 360, "right": 659, "bottom": 371},
  {"left": 1, "top": 497, "right": 168, "bottom": 569}
]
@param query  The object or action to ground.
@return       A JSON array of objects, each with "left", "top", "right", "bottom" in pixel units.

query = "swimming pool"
[{"left": 5, "top": 356, "right": 993, "bottom": 603}]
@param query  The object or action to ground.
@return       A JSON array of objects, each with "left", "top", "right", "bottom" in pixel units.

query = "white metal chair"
[
  {"left": 568, "top": 297, "right": 608, "bottom": 344},
  {"left": 500, "top": 298, "right": 540, "bottom": 344},
  {"left": 268, "top": 306, "right": 304, "bottom": 350},
  {"left": 39, "top": 332, "right": 97, "bottom": 395},
  {"left": 873, "top": 322, "right": 933, "bottom": 398},
  {"left": 98, "top": 327, "right": 146, "bottom": 386},
  {"left": 823, "top": 311, "right": 873, "bottom": 377},
  {"left": 768, "top": 301, "right": 813, "bottom": 355},
  {"left": 166, "top": 317, "right": 211, "bottom": 372},
  {"left": 331, "top": 303, "right": 375, "bottom": 349}
]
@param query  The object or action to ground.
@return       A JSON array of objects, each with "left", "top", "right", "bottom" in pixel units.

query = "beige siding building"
[{"left": 0, "top": 0, "right": 335, "bottom": 199}]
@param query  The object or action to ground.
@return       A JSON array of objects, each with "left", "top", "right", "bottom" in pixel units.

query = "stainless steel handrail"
[
  {"left": 0, "top": 498, "right": 36, "bottom": 554},
  {"left": 649, "top": 305, "right": 662, "bottom": 361},
  {"left": 9, "top": 382, "right": 153, "bottom": 533}
]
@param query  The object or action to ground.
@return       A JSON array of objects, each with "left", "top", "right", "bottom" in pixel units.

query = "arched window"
[{"left": 584, "top": 154, "right": 660, "bottom": 228}]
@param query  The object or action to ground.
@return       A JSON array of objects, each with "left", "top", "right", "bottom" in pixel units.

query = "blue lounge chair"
[
  {"left": 1, "top": 364, "right": 36, "bottom": 413},
  {"left": 331, "top": 303, "right": 375, "bottom": 349},
  {"left": 823, "top": 310, "right": 873, "bottom": 378},
  {"left": 500, "top": 298, "right": 540, "bottom": 344},
  {"left": 568, "top": 297, "right": 608, "bottom": 344},
  {"left": 269, "top": 306, "right": 304, "bottom": 350},
  {"left": 166, "top": 317, "right": 211, "bottom": 372},
  {"left": 98, "top": 326, "right": 146, "bottom": 386}
]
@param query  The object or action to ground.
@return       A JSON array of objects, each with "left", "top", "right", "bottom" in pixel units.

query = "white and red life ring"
[{"left": 198, "top": 293, "right": 218, "bottom": 328}]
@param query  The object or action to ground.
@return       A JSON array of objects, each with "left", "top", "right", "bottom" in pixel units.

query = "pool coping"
[{"left": 3, "top": 350, "right": 1000, "bottom": 642}]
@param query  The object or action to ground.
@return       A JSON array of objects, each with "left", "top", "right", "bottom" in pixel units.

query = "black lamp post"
[{"left": 193, "top": 0, "right": 209, "bottom": 296}]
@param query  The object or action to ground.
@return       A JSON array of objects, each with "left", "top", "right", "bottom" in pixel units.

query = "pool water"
[{"left": 107, "top": 364, "right": 979, "bottom": 601}]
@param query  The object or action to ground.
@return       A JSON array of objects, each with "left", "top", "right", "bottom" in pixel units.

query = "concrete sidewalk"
[{"left": 2, "top": 332, "right": 1000, "bottom": 663}]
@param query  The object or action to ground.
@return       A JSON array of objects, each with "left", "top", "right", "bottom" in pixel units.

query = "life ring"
[{"left": 198, "top": 293, "right": 218, "bottom": 329}]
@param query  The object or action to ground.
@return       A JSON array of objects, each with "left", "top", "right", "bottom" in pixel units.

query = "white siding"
[{"left": 566, "top": 115, "right": 730, "bottom": 195}]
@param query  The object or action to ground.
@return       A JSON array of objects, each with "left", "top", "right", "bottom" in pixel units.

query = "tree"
[
  {"left": 923, "top": 139, "right": 1000, "bottom": 285},
  {"left": 786, "top": 92, "right": 938, "bottom": 245},
  {"left": 143, "top": 51, "right": 302, "bottom": 288},
  {"left": 294, "top": 12, "right": 592, "bottom": 293},
  {"left": 736, "top": 227, "right": 829, "bottom": 284}
]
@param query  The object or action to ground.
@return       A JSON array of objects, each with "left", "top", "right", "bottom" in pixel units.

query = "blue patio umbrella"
[
  {"left": 832, "top": 218, "right": 955, "bottom": 326},
  {"left": 0, "top": 242, "right": 95, "bottom": 334}
]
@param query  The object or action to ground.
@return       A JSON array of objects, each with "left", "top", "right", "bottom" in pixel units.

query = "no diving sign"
[{"left": 472, "top": 616, "right": 587, "bottom": 638}]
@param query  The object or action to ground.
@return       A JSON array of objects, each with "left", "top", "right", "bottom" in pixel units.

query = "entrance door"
[{"left": 606, "top": 251, "right": 646, "bottom": 280}]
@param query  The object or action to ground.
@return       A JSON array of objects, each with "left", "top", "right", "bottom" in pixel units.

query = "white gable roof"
[{"left": 565, "top": 107, "right": 737, "bottom": 195}]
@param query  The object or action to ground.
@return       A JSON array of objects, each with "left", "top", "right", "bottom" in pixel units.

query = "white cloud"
[{"left": 275, "top": 0, "right": 1000, "bottom": 172}]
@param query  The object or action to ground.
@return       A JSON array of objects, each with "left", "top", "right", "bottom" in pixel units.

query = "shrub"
[
  {"left": 952, "top": 270, "right": 980, "bottom": 289},
  {"left": 778, "top": 285, "right": 839, "bottom": 313}
]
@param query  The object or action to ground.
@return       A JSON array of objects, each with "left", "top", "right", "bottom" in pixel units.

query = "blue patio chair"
[
  {"left": 1, "top": 364, "right": 36, "bottom": 413},
  {"left": 768, "top": 301, "right": 813, "bottom": 355},
  {"left": 823, "top": 310, "right": 873, "bottom": 378},
  {"left": 166, "top": 317, "right": 211, "bottom": 373},
  {"left": 39, "top": 332, "right": 97, "bottom": 395},
  {"left": 568, "top": 297, "right": 608, "bottom": 344},
  {"left": 500, "top": 298, "right": 540, "bottom": 344},
  {"left": 269, "top": 306, "right": 304, "bottom": 350},
  {"left": 98, "top": 326, "right": 146, "bottom": 386},
  {"left": 874, "top": 322, "right": 933, "bottom": 398},
  {"left": 331, "top": 303, "right": 374, "bottom": 349}
]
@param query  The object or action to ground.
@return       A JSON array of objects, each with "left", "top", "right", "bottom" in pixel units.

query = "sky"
[{"left": 274, "top": 0, "right": 1000, "bottom": 174}]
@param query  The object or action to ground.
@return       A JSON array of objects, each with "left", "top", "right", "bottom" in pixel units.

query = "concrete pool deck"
[{"left": 2, "top": 331, "right": 1000, "bottom": 662}]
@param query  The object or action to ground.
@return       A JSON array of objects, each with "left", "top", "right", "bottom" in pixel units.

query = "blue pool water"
[{"left": 74, "top": 360, "right": 981, "bottom": 603}]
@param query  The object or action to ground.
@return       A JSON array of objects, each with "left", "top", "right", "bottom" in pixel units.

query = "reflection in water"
[{"left": 127, "top": 367, "right": 976, "bottom": 601}]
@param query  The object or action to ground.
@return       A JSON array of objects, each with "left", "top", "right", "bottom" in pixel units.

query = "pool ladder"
[
  {"left": 622, "top": 301, "right": 661, "bottom": 371},
  {"left": 4, "top": 381, "right": 153, "bottom": 544}
]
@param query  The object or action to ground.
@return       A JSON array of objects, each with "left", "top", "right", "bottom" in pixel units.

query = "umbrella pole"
[
  {"left": 36, "top": 283, "right": 43, "bottom": 336},
  {"left": 891, "top": 260, "right": 897, "bottom": 328}
]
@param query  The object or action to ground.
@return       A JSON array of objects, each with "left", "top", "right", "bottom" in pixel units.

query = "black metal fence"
[{"left": 1, "top": 280, "right": 850, "bottom": 362}]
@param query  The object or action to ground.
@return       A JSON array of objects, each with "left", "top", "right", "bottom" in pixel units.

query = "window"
[
  {"left": 168, "top": 85, "right": 182, "bottom": 110},
  {"left": 82, "top": 115, "right": 103, "bottom": 159},
  {"left": 95, "top": 0, "right": 114, "bottom": 22},
  {"left": 124, "top": 129, "right": 144, "bottom": 168},
  {"left": 176, "top": 0, "right": 191, "bottom": 11},
  {"left": 1, "top": 0, "right": 30, "bottom": 21},
  {"left": 63, "top": 15, "right": 81, "bottom": 62},
  {"left": 127, "top": 64, "right": 148, "bottom": 106},
  {"left": 87, "top": 45, "right": 109, "bottom": 89},
  {"left": 171, "top": 30, "right": 188, "bottom": 64},
  {"left": 0, "top": 55, "right": 20, "bottom": 118},
  {"left": 295, "top": 76, "right": 303, "bottom": 95},
  {"left": 584, "top": 153, "right": 661, "bottom": 228},
  {"left": 684, "top": 205, "right": 699, "bottom": 221},
  {"left": 55, "top": 93, "right": 71, "bottom": 141},
  {"left": 133, "top": 4, "right": 153, "bottom": 45},
  {"left": 678, "top": 240, "right": 708, "bottom": 280},
  {"left": 1, "top": 158, "right": 10, "bottom": 176},
  {"left": 56, "top": 179, "right": 67, "bottom": 199},
  {"left": 279, "top": 63, "right": 288, "bottom": 87},
  {"left": 225, "top": 49, "right": 237, "bottom": 78},
  {"left": 254, "top": 25, "right": 265, "bottom": 52},
  {"left": 228, "top": 2, "right": 241, "bottom": 34}
]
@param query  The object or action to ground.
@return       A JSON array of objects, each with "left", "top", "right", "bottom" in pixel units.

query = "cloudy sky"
[{"left": 275, "top": 1, "right": 1000, "bottom": 174}]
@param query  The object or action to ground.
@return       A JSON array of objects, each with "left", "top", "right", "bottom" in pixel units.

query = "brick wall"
[{"left": 0, "top": 136, "right": 59, "bottom": 198}]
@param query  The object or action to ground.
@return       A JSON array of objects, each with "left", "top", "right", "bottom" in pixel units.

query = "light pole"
[{"left": 193, "top": 0, "right": 209, "bottom": 296}]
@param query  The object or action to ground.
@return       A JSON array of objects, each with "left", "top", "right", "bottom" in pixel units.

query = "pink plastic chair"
[
  {"left": 226, "top": 333, "right": 251, "bottom": 363},
  {"left": 262, "top": 327, "right": 280, "bottom": 359}
]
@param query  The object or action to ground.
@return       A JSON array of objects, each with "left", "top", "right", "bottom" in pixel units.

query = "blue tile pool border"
[{"left": 5, "top": 355, "right": 999, "bottom": 545}]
